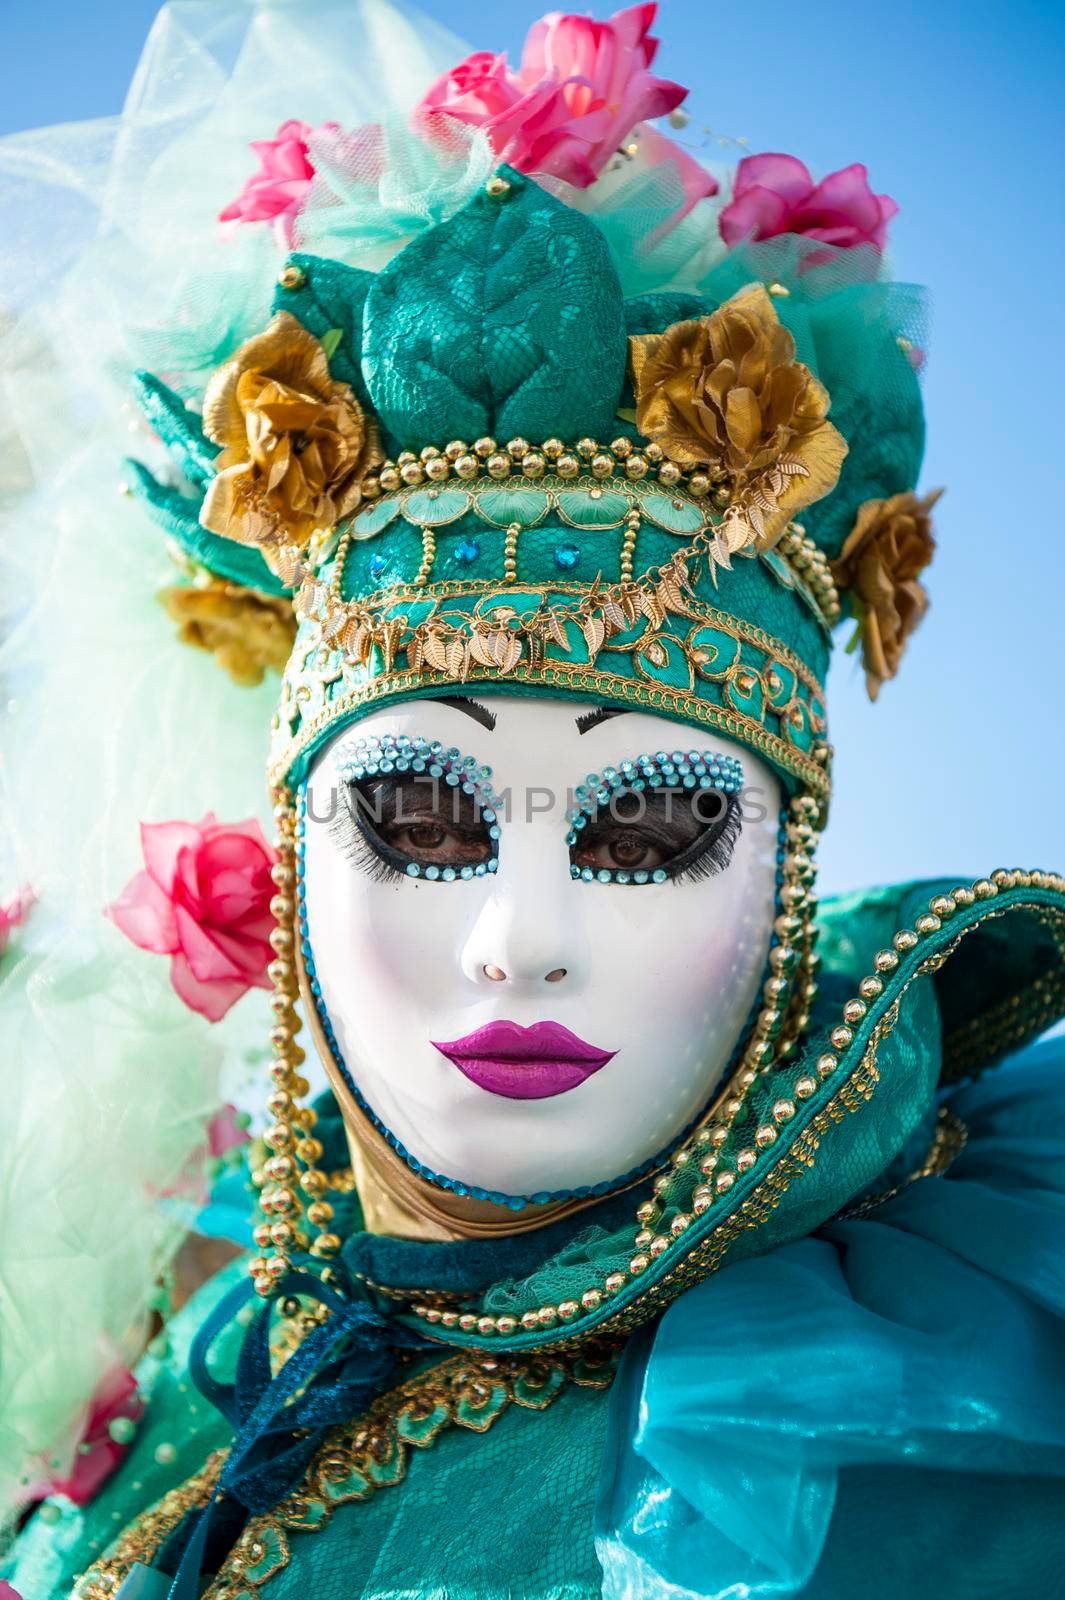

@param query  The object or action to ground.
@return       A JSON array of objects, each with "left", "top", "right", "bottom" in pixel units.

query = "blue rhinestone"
[
  {"left": 454, "top": 538, "right": 480, "bottom": 564},
  {"left": 368, "top": 553, "right": 387, "bottom": 580},
  {"left": 441, "top": 867, "right": 457, "bottom": 882},
  {"left": 652, "top": 868, "right": 668, "bottom": 884},
  {"left": 581, "top": 867, "right": 594, "bottom": 882},
  {"left": 634, "top": 870, "right": 649, "bottom": 884},
  {"left": 460, "top": 865, "right": 474, "bottom": 880},
  {"left": 616, "top": 871, "right": 631, "bottom": 885},
  {"left": 424, "top": 865, "right": 440, "bottom": 881},
  {"left": 554, "top": 542, "right": 581, "bottom": 571},
  {"left": 487, "top": 858, "right": 499, "bottom": 873},
  {"left": 571, "top": 864, "right": 581, "bottom": 878},
  {"left": 406, "top": 863, "right": 421, "bottom": 878},
  {"left": 596, "top": 869, "right": 612, "bottom": 884},
  {"left": 475, "top": 863, "right": 487, "bottom": 876}
]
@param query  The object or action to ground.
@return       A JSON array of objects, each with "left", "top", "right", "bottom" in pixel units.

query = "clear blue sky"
[{"left": 2, "top": 0, "right": 1063, "bottom": 894}]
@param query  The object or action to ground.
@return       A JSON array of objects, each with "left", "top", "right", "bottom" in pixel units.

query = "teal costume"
[
  {"left": 8, "top": 888, "right": 1065, "bottom": 1599},
  {"left": 3, "top": 5, "right": 1064, "bottom": 1598}
]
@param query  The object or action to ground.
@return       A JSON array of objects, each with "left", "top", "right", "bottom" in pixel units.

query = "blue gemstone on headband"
[
  {"left": 406, "top": 863, "right": 421, "bottom": 878},
  {"left": 554, "top": 542, "right": 581, "bottom": 571},
  {"left": 460, "top": 865, "right": 474, "bottom": 880},
  {"left": 616, "top": 871, "right": 631, "bottom": 885},
  {"left": 368, "top": 553, "right": 388, "bottom": 580},
  {"left": 581, "top": 867, "right": 594, "bottom": 882},
  {"left": 596, "top": 869, "right": 612, "bottom": 883},
  {"left": 475, "top": 863, "right": 487, "bottom": 876},
  {"left": 442, "top": 867, "right": 457, "bottom": 882},
  {"left": 652, "top": 868, "right": 668, "bottom": 884},
  {"left": 633, "top": 870, "right": 649, "bottom": 884},
  {"left": 487, "top": 858, "right": 499, "bottom": 873},
  {"left": 454, "top": 538, "right": 480, "bottom": 564},
  {"left": 424, "top": 865, "right": 440, "bottom": 881},
  {"left": 482, "top": 808, "right": 496, "bottom": 823}
]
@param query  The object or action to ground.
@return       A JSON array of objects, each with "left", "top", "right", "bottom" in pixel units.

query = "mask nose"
[
  {"left": 481, "top": 963, "right": 568, "bottom": 983},
  {"left": 460, "top": 827, "right": 587, "bottom": 991}
]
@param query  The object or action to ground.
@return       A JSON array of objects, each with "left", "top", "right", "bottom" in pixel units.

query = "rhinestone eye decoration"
[
  {"left": 335, "top": 731, "right": 503, "bottom": 881},
  {"left": 566, "top": 749, "right": 744, "bottom": 884}
]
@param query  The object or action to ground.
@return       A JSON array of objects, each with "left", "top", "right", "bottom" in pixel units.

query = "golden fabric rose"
[
  {"left": 160, "top": 581, "right": 297, "bottom": 687},
  {"left": 831, "top": 488, "right": 941, "bottom": 700},
  {"left": 200, "top": 312, "right": 382, "bottom": 574},
  {"left": 629, "top": 284, "right": 847, "bottom": 547}
]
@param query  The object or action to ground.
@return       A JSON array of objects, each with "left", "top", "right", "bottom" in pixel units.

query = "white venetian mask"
[{"left": 301, "top": 696, "right": 782, "bottom": 1201}]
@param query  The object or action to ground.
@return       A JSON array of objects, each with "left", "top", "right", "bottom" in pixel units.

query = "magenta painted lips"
[{"left": 431, "top": 1020, "right": 616, "bottom": 1100}]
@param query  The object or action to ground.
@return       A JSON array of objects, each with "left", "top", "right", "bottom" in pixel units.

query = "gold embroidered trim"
[
  {"left": 271, "top": 657, "right": 831, "bottom": 796},
  {"left": 71, "top": 1347, "right": 619, "bottom": 1599},
  {"left": 73, "top": 1449, "right": 226, "bottom": 1597},
  {"left": 202, "top": 1345, "right": 620, "bottom": 1596}
]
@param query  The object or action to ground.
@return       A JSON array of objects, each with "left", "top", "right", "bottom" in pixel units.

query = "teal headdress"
[{"left": 131, "top": 166, "right": 929, "bottom": 817}]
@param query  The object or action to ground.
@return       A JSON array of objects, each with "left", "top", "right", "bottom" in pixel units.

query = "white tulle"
[
  {"left": 0, "top": 0, "right": 473, "bottom": 1536},
  {"left": 0, "top": 0, "right": 727, "bottom": 1535}
]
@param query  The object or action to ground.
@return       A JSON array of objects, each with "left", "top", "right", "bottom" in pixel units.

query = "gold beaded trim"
[
  {"left": 337, "top": 435, "right": 840, "bottom": 627},
  {"left": 248, "top": 795, "right": 344, "bottom": 1298},
  {"left": 363, "top": 434, "right": 716, "bottom": 500}
]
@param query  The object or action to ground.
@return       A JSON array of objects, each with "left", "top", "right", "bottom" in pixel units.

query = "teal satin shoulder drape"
[{"left": 596, "top": 1035, "right": 1065, "bottom": 1599}]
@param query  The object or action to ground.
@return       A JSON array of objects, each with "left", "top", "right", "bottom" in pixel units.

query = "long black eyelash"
[
  {"left": 669, "top": 792, "right": 744, "bottom": 884},
  {"left": 328, "top": 800, "right": 406, "bottom": 882},
  {"left": 574, "top": 790, "right": 744, "bottom": 884}
]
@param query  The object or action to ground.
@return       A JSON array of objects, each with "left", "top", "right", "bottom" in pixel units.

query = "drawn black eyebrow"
[
  {"left": 575, "top": 705, "right": 628, "bottom": 735},
  {"left": 433, "top": 695, "right": 497, "bottom": 731}
]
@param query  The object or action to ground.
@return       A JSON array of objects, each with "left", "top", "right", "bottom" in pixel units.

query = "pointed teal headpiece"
[{"left": 131, "top": 165, "right": 929, "bottom": 812}]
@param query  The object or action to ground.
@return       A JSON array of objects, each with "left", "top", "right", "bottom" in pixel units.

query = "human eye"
[
  {"left": 329, "top": 733, "right": 501, "bottom": 883},
  {"left": 567, "top": 749, "right": 744, "bottom": 886}
]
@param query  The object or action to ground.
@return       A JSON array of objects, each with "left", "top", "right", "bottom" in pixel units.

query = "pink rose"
[
  {"left": 32, "top": 1367, "right": 143, "bottom": 1509},
  {"left": 107, "top": 814, "right": 278, "bottom": 1022},
  {"left": 207, "top": 1102, "right": 252, "bottom": 1159},
  {"left": 0, "top": 884, "right": 34, "bottom": 958},
  {"left": 219, "top": 119, "right": 337, "bottom": 246},
  {"left": 719, "top": 153, "right": 898, "bottom": 253},
  {"left": 418, "top": 4, "right": 711, "bottom": 194}
]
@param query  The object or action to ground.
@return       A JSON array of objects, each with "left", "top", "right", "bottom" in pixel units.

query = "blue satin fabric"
[{"left": 596, "top": 1036, "right": 1065, "bottom": 1598}]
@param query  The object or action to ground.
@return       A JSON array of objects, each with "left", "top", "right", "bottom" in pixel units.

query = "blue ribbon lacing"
[{"left": 158, "top": 1269, "right": 428, "bottom": 1599}]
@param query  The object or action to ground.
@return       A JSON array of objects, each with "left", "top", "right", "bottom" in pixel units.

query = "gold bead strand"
[
  {"left": 414, "top": 526, "right": 436, "bottom": 588},
  {"left": 503, "top": 522, "right": 520, "bottom": 584},
  {"left": 774, "top": 793, "right": 822, "bottom": 1060},
  {"left": 620, "top": 508, "right": 639, "bottom": 583},
  {"left": 250, "top": 791, "right": 335, "bottom": 1299}
]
